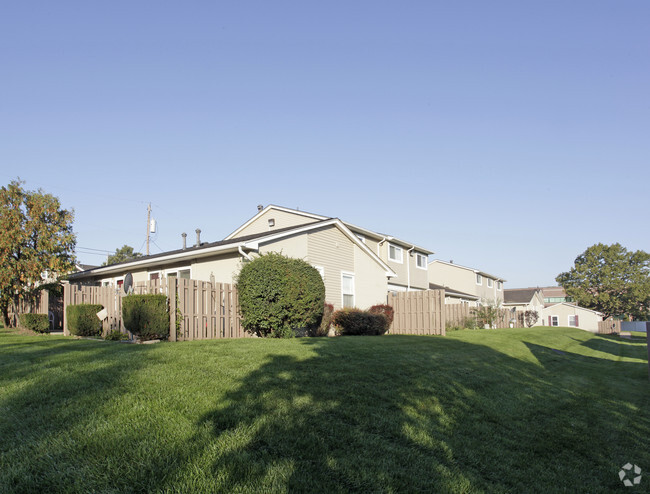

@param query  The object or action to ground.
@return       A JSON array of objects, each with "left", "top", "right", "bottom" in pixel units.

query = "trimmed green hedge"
[
  {"left": 122, "top": 294, "right": 169, "bottom": 341},
  {"left": 19, "top": 314, "right": 50, "bottom": 333},
  {"left": 67, "top": 304, "right": 103, "bottom": 337},
  {"left": 332, "top": 308, "right": 390, "bottom": 336},
  {"left": 236, "top": 252, "right": 325, "bottom": 338}
]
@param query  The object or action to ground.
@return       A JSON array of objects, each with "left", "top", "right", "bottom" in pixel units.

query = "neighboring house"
[
  {"left": 69, "top": 205, "right": 434, "bottom": 310},
  {"left": 428, "top": 260, "right": 506, "bottom": 306},
  {"left": 541, "top": 303, "right": 603, "bottom": 333},
  {"left": 503, "top": 288, "right": 545, "bottom": 324},
  {"left": 429, "top": 282, "right": 479, "bottom": 305},
  {"left": 540, "top": 286, "right": 573, "bottom": 307}
]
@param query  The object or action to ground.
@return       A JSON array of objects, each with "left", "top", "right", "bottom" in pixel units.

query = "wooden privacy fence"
[
  {"left": 388, "top": 290, "right": 446, "bottom": 336},
  {"left": 598, "top": 319, "right": 622, "bottom": 334},
  {"left": 446, "top": 303, "right": 520, "bottom": 329},
  {"left": 63, "top": 278, "right": 246, "bottom": 341}
]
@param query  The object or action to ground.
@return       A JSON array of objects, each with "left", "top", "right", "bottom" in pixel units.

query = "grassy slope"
[{"left": 0, "top": 327, "right": 648, "bottom": 493}]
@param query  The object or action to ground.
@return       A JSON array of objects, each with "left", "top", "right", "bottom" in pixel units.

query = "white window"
[
  {"left": 476, "top": 273, "right": 482, "bottom": 285},
  {"left": 568, "top": 315, "right": 578, "bottom": 327},
  {"left": 487, "top": 278, "right": 493, "bottom": 288},
  {"left": 388, "top": 244, "right": 403, "bottom": 263},
  {"left": 416, "top": 253, "right": 428, "bottom": 270},
  {"left": 342, "top": 273, "right": 355, "bottom": 308},
  {"left": 497, "top": 281, "right": 502, "bottom": 291},
  {"left": 550, "top": 315, "right": 559, "bottom": 327}
]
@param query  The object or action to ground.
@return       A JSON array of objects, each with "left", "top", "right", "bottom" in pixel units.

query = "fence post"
[
  {"left": 63, "top": 284, "right": 70, "bottom": 336},
  {"left": 169, "top": 279, "right": 177, "bottom": 342},
  {"left": 646, "top": 322, "right": 650, "bottom": 381}
]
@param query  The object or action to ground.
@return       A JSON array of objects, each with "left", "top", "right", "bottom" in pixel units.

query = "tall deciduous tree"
[
  {"left": 0, "top": 180, "right": 76, "bottom": 326},
  {"left": 556, "top": 243, "right": 650, "bottom": 320},
  {"left": 103, "top": 245, "right": 142, "bottom": 266}
]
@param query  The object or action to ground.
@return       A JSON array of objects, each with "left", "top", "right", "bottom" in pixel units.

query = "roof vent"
[
  {"left": 182, "top": 232, "right": 187, "bottom": 250},
  {"left": 195, "top": 229, "right": 201, "bottom": 247},
  {"left": 257, "top": 204, "right": 264, "bottom": 212}
]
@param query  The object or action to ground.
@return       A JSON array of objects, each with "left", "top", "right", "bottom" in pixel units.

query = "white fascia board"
[
  {"left": 71, "top": 243, "right": 244, "bottom": 278},
  {"left": 224, "top": 205, "right": 329, "bottom": 240},
  {"left": 343, "top": 222, "right": 434, "bottom": 255},
  {"left": 545, "top": 302, "right": 603, "bottom": 316},
  {"left": 245, "top": 219, "right": 397, "bottom": 278}
]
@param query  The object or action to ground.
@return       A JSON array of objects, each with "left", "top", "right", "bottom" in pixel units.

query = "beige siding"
[
  {"left": 307, "top": 226, "right": 354, "bottom": 309},
  {"left": 190, "top": 253, "right": 243, "bottom": 285},
  {"left": 353, "top": 243, "right": 389, "bottom": 309},
  {"left": 258, "top": 233, "right": 309, "bottom": 260},
  {"left": 429, "top": 262, "right": 503, "bottom": 303},
  {"left": 542, "top": 304, "right": 602, "bottom": 332},
  {"left": 232, "top": 209, "right": 320, "bottom": 238}
]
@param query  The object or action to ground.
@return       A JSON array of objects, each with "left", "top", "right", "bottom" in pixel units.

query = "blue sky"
[{"left": 2, "top": 1, "right": 648, "bottom": 288}]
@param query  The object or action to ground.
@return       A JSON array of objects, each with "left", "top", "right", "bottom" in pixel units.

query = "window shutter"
[
  {"left": 548, "top": 316, "right": 552, "bottom": 326},
  {"left": 575, "top": 315, "right": 579, "bottom": 327}
]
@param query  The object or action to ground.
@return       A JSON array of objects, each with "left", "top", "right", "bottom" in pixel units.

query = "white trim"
[
  {"left": 487, "top": 278, "right": 493, "bottom": 288},
  {"left": 341, "top": 271, "right": 355, "bottom": 308},
  {"left": 476, "top": 273, "right": 482, "bottom": 285},
  {"left": 388, "top": 243, "right": 403, "bottom": 264},
  {"left": 429, "top": 259, "right": 506, "bottom": 283},
  {"left": 550, "top": 315, "right": 559, "bottom": 327},
  {"left": 416, "top": 253, "right": 428, "bottom": 270},
  {"left": 497, "top": 281, "right": 502, "bottom": 291},
  {"left": 356, "top": 233, "right": 366, "bottom": 244}
]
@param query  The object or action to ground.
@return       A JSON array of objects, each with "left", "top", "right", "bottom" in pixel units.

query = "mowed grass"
[{"left": 1, "top": 326, "right": 648, "bottom": 493}]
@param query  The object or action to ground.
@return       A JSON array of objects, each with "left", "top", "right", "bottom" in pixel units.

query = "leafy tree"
[
  {"left": 0, "top": 180, "right": 76, "bottom": 327},
  {"left": 103, "top": 245, "right": 143, "bottom": 266},
  {"left": 556, "top": 243, "right": 650, "bottom": 320}
]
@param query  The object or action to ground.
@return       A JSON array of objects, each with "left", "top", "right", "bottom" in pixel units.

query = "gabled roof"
[
  {"left": 543, "top": 302, "right": 604, "bottom": 316},
  {"left": 503, "top": 288, "right": 542, "bottom": 304},
  {"left": 429, "top": 283, "right": 479, "bottom": 300},
  {"left": 70, "top": 218, "right": 397, "bottom": 279},
  {"left": 225, "top": 204, "right": 434, "bottom": 255},
  {"left": 428, "top": 259, "right": 506, "bottom": 282}
]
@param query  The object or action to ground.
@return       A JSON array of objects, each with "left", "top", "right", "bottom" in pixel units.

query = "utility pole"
[{"left": 146, "top": 203, "right": 151, "bottom": 256}]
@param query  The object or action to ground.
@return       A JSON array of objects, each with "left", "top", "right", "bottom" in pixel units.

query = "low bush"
[
  {"left": 19, "top": 314, "right": 50, "bottom": 333},
  {"left": 104, "top": 330, "right": 130, "bottom": 341},
  {"left": 67, "top": 304, "right": 103, "bottom": 337},
  {"left": 122, "top": 294, "right": 169, "bottom": 341},
  {"left": 368, "top": 304, "right": 394, "bottom": 328},
  {"left": 332, "top": 308, "right": 389, "bottom": 336}
]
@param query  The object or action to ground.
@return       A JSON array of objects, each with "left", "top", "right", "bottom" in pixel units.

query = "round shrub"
[
  {"left": 369, "top": 304, "right": 394, "bottom": 329},
  {"left": 19, "top": 313, "right": 50, "bottom": 333},
  {"left": 236, "top": 252, "right": 325, "bottom": 338},
  {"left": 67, "top": 304, "right": 103, "bottom": 337},
  {"left": 122, "top": 294, "right": 169, "bottom": 341}
]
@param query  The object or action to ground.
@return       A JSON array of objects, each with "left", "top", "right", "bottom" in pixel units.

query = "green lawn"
[{"left": 1, "top": 327, "right": 648, "bottom": 493}]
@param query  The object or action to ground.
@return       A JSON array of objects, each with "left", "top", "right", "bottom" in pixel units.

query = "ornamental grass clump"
[{"left": 236, "top": 252, "right": 325, "bottom": 338}]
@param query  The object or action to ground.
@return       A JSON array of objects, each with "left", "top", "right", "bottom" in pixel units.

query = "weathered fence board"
[{"left": 388, "top": 290, "right": 445, "bottom": 336}]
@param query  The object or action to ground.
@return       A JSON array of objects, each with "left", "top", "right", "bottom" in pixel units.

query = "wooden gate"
[{"left": 387, "top": 290, "right": 445, "bottom": 336}]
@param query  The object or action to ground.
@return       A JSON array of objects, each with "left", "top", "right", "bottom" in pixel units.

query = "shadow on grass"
[
  {"left": 186, "top": 336, "right": 650, "bottom": 493},
  {"left": 578, "top": 333, "right": 649, "bottom": 360},
  {"left": 1, "top": 332, "right": 649, "bottom": 493},
  {"left": 0, "top": 336, "right": 153, "bottom": 492}
]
